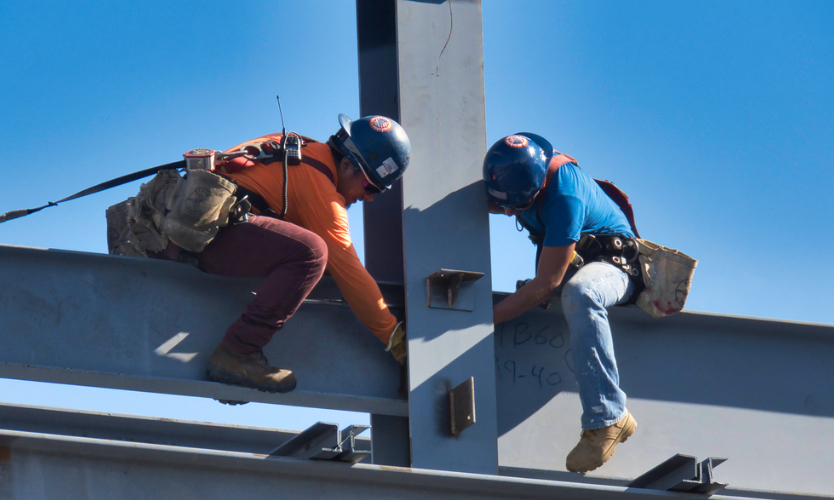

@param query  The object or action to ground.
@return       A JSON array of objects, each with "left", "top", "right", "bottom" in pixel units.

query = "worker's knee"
[
  {"left": 561, "top": 278, "right": 599, "bottom": 316},
  {"left": 306, "top": 232, "right": 328, "bottom": 271}
]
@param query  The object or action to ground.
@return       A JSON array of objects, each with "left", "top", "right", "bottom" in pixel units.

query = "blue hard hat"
[
  {"left": 483, "top": 133, "right": 554, "bottom": 208},
  {"left": 332, "top": 114, "right": 411, "bottom": 192}
]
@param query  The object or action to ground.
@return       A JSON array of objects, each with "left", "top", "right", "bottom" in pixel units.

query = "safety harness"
[
  {"left": 108, "top": 136, "right": 338, "bottom": 263},
  {"left": 516, "top": 157, "right": 642, "bottom": 281},
  {"left": 220, "top": 135, "right": 337, "bottom": 218}
]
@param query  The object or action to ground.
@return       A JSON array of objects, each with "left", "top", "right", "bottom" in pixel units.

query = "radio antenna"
[{"left": 276, "top": 95, "right": 287, "bottom": 137}]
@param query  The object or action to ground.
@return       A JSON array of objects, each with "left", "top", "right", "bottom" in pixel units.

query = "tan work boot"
[
  {"left": 206, "top": 342, "right": 297, "bottom": 394},
  {"left": 566, "top": 411, "right": 636, "bottom": 473}
]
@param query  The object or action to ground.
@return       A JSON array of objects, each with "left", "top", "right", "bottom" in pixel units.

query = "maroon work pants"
[{"left": 198, "top": 215, "right": 327, "bottom": 355}]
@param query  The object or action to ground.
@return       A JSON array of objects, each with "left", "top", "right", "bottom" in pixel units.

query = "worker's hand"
[{"left": 385, "top": 322, "right": 407, "bottom": 365}]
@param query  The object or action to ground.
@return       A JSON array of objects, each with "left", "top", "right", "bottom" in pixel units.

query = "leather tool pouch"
[
  {"left": 162, "top": 170, "right": 237, "bottom": 253},
  {"left": 634, "top": 239, "right": 697, "bottom": 318},
  {"left": 105, "top": 199, "right": 146, "bottom": 257},
  {"left": 106, "top": 169, "right": 239, "bottom": 257}
]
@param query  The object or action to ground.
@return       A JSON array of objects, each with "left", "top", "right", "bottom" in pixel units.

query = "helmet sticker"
[
  {"left": 505, "top": 135, "right": 528, "bottom": 148},
  {"left": 488, "top": 188, "right": 508, "bottom": 200},
  {"left": 369, "top": 116, "right": 393, "bottom": 133},
  {"left": 376, "top": 157, "right": 399, "bottom": 178}
]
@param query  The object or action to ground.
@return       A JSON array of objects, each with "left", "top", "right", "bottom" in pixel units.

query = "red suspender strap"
[
  {"left": 537, "top": 153, "right": 640, "bottom": 239},
  {"left": 593, "top": 179, "right": 640, "bottom": 238},
  {"left": 535, "top": 153, "right": 577, "bottom": 215}
]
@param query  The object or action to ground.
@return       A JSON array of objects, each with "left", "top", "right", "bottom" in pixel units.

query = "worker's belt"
[{"left": 575, "top": 233, "right": 642, "bottom": 282}]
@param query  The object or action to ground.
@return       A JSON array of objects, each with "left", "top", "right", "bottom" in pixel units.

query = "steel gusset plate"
[{"left": 333, "top": 425, "right": 372, "bottom": 464}]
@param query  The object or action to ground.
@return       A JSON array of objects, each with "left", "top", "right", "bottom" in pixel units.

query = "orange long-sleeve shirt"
[{"left": 221, "top": 134, "right": 397, "bottom": 344}]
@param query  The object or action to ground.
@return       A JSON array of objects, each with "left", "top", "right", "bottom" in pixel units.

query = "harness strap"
[
  {"left": 0, "top": 160, "right": 185, "bottom": 224},
  {"left": 223, "top": 152, "right": 337, "bottom": 220},
  {"left": 536, "top": 157, "right": 640, "bottom": 238},
  {"left": 515, "top": 155, "right": 641, "bottom": 278}
]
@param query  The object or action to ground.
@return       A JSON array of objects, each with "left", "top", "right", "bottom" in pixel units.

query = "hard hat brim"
[{"left": 338, "top": 114, "right": 353, "bottom": 136}]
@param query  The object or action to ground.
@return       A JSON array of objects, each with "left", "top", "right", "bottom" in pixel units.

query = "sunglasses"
[
  {"left": 512, "top": 194, "right": 537, "bottom": 212},
  {"left": 363, "top": 179, "right": 382, "bottom": 195}
]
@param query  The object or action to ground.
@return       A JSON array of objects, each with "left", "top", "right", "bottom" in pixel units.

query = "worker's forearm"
[{"left": 493, "top": 277, "right": 554, "bottom": 325}]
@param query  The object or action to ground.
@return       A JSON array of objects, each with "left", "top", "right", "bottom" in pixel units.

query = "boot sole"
[{"left": 206, "top": 366, "right": 297, "bottom": 394}]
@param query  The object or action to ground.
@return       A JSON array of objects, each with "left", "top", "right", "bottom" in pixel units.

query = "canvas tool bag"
[
  {"left": 634, "top": 239, "right": 697, "bottom": 318},
  {"left": 106, "top": 169, "right": 238, "bottom": 257},
  {"left": 162, "top": 170, "right": 237, "bottom": 253}
]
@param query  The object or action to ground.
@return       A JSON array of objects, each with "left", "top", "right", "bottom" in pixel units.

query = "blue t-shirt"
[{"left": 518, "top": 162, "right": 634, "bottom": 247}]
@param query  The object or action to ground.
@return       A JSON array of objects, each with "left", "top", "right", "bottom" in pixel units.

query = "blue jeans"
[{"left": 561, "top": 261, "right": 636, "bottom": 430}]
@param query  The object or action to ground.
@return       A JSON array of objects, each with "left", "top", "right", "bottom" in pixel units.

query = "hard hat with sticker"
[
  {"left": 505, "top": 135, "right": 529, "bottom": 148},
  {"left": 369, "top": 116, "right": 393, "bottom": 133}
]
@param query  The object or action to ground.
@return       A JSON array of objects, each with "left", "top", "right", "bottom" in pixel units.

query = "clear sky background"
[{"left": 0, "top": 1, "right": 831, "bottom": 431}]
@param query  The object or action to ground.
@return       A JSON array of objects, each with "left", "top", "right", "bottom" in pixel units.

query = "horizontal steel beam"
[
  {"left": 0, "top": 402, "right": 369, "bottom": 457},
  {"left": 0, "top": 244, "right": 406, "bottom": 416},
  {"left": 0, "top": 428, "right": 769, "bottom": 500},
  {"left": 493, "top": 292, "right": 834, "bottom": 496},
  {"left": 0, "top": 402, "right": 808, "bottom": 500},
  {"left": 3, "top": 244, "right": 834, "bottom": 495}
]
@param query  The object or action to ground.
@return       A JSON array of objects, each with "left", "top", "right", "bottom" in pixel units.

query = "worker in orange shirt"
[{"left": 198, "top": 114, "right": 410, "bottom": 394}]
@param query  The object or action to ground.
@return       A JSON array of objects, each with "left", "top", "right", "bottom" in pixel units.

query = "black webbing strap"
[
  {"left": 0, "top": 160, "right": 185, "bottom": 224},
  {"left": 233, "top": 185, "right": 279, "bottom": 219}
]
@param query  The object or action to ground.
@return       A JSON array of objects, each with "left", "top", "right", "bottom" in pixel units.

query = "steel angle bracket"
[
  {"left": 425, "top": 269, "right": 485, "bottom": 311},
  {"left": 334, "top": 425, "right": 372, "bottom": 464},
  {"left": 449, "top": 377, "right": 476, "bottom": 436},
  {"left": 630, "top": 454, "right": 728, "bottom": 495},
  {"left": 269, "top": 422, "right": 342, "bottom": 460},
  {"left": 269, "top": 422, "right": 371, "bottom": 463}
]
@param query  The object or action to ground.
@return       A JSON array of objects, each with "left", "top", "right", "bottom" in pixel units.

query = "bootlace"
[{"left": 252, "top": 350, "right": 270, "bottom": 367}]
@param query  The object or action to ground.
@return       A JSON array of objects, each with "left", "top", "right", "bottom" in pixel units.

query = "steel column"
[
  {"left": 395, "top": 0, "right": 498, "bottom": 474},
  {"left": 356, "top": 0, "right": 411, "bottom": 467},
  {"left": 357, "top": 0, "right": 404, "bottom": 285}
]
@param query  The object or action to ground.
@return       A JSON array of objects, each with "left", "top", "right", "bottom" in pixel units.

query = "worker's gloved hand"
[{"left": 385, "top": 322, "right": 407, "bottom": 365}]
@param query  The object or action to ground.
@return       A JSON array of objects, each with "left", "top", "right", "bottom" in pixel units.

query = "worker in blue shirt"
[{"left": 484, "top": 133, "right": 641, "bottom": 474}]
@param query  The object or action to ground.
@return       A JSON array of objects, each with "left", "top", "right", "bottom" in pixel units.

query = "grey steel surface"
[
  {"left": 493, "top": 293, "right": 834, "bottom": 497},
  {"left": 357, "top": 0, "right": 405, "bottom": 286},
  {"left": 0, "top": 402, "right": 306, "bottom": 455},
  {"left": 0, "top": 402, "right": 814, "bottom": 500},
  {"left": 0, "top": 427, "right": 786, "bottom": 500},
  {"left": 0, "top": 244, "right": 406, "bottom": 416},
  {"left": 396, "top": 0, "right": 499, "bottom": 474},
  {"left": 356, "top": 0, "right": 411, "bottom": 468},
  {"left": 4, "top": 244, "right": 834, "bottom": 494},
  {"left": 369, "top": 414, "right": 410, "bottom": 467}
]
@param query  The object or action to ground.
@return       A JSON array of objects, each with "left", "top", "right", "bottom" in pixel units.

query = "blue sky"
[{"left": 1, "top": 1, "right": 832, "bottom": 430}]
